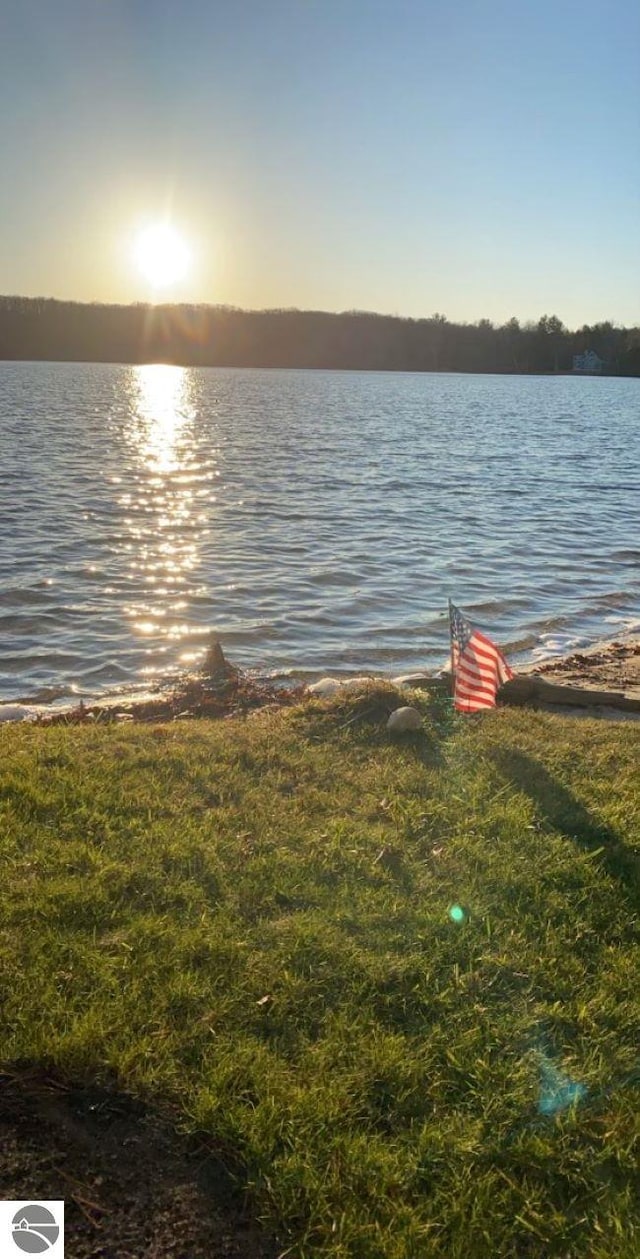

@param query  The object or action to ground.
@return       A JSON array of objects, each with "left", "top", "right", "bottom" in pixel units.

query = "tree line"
[{"left": 1, "top": 296, "right": 639, "bottom": 375}]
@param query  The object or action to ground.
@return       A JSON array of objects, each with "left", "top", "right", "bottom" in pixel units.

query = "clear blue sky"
[{"left": 1, "top": 0, "right": 638, "bottom": 326}]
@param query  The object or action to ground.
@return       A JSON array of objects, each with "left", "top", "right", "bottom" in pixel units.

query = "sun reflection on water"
[
  {"left": 133, "top": 364, "right": 192, "bottom": 474},
  {"left": 120, "top": 364, "right": 215, "bottom": 672}
]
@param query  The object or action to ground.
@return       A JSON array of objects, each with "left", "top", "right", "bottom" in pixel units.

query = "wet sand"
[{"left": 524, "top": 634, "right": 640, "bottom": 699}]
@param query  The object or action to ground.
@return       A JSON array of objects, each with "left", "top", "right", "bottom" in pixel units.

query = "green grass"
[{"left": 1, "top": 687, "right": 639, "bottom": 1257}]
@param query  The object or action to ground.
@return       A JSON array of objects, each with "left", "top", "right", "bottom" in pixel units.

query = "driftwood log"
[
  {"left": 499, "top": 674, "right": 640, "bottom": 712},
  {"left": 406, "top": 674, "right": 640, "bottom": 714}
]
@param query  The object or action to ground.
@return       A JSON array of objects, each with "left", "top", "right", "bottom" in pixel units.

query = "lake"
[{"left": 0, "top": 362, "right": 638, "bottom": 705}]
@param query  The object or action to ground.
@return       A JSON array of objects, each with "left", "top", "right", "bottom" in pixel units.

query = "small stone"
[
  {"left": 0, "top": 705, "right": 32, "bottom": 722},
  {"left": 386, "top": 706, "right": 422, "bottom": 732},
  {"left": 307, "top": 677, "right": 342, "bottom": 696},
  {"left": 391, "top": 673, "right": 433, "bottom": 688}
]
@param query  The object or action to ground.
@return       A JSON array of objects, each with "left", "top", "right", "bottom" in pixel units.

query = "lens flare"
[
  {"left": 448, "top": 904, "right": 467, "bottom": 923},
  {"left": 537, "top": 1053, "right": 587, "bottom": 1115}
]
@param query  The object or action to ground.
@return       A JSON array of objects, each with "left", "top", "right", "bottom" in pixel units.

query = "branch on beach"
[{"left": 415, "top": 673, "right": 640, "bottom": 714}]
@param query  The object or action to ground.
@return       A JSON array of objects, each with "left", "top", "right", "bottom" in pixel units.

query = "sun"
[{"left": 133, "top": 223, "right": 191, "bottom": 288}]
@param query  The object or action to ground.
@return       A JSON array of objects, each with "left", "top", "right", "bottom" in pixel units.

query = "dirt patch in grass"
[{"left": 0, "top": 1065, "right": 278, "bottom": 1259}]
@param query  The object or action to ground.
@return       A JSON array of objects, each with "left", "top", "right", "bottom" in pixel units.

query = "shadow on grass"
[{"left": 492, "top": 746, "right": 639, "bottom": 897}]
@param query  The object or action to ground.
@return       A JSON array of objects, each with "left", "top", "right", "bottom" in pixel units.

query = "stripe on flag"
[{"left": 449, "top": 602, "right": 514, "bottom": 713}]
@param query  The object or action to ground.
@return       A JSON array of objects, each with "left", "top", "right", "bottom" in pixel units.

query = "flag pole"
[{"left": 448, "top": 598, "right": 455, "bottom": 698}]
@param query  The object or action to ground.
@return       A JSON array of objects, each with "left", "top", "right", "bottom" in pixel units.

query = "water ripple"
[{"left": 0, "top": 363, "right": 639, "bottom": 701}]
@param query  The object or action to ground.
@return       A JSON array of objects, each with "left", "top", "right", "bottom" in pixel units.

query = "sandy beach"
[{"left": 524, "top": 633, "right": 640, "bottom": 699}]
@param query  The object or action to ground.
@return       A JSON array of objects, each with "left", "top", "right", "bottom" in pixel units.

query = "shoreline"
[
  {"left": 522, "top": 631, "right": 640, "bottom": 698},
  {"left": 2, "top": 630, "right": 640, "bottom": 725}
]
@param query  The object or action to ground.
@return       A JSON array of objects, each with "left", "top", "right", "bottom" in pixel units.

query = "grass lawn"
[{"left": 1, "top": 688, "right": 638, "bottom": 1257}]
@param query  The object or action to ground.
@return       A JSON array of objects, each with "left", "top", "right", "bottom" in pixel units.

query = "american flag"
[{"left": 449, "top": 601, "right": 514, "bottom": 713}]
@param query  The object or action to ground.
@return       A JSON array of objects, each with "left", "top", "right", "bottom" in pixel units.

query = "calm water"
[{"left": 0, "top": 362, "right": 638, "bottom": 704}]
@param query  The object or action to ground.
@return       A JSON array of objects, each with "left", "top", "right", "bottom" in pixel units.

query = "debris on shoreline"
[
  {"left": 30, "top": 639, "right": 307, "bottom": 728},
  {"left": 528, "top": 637, "right": 640, "bottom": 697},
  {"left": 2, "top": 633, "right": 640, "bottom": 727}
]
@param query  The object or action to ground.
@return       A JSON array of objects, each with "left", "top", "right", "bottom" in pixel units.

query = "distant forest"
[{"left": 1, "top": 296, "right": 640, "bottom": 375}]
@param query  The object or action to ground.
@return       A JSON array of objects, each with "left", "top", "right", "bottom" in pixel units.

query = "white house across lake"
[{"left": 573, "top": 349, "right": 604, "bottom": 374}]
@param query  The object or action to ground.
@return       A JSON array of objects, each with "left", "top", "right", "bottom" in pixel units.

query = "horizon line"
[{"left": 1, "top": 295, "right": 637, "bottom": 333}]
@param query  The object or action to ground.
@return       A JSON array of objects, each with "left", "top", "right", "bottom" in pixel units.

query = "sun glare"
[{"left": 133, "top": 223, "right": 191, "bottom": 288}]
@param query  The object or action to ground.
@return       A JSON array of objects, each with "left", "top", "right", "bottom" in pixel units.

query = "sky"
[{"left": 1, "top": 0, "right": 639, "bottom": 327}]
